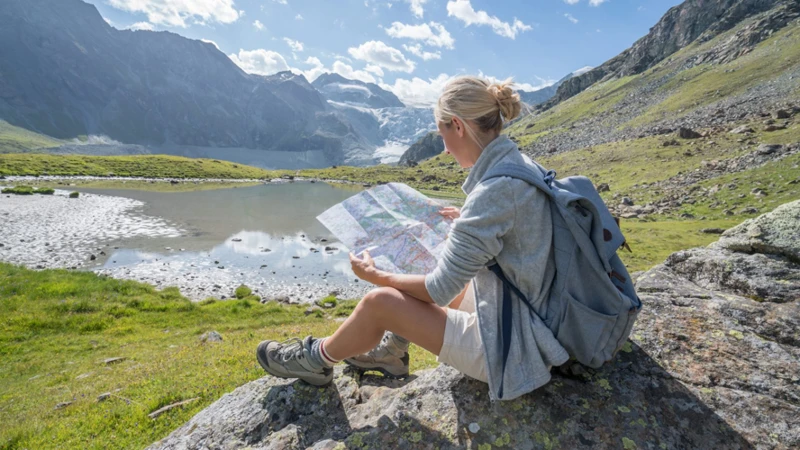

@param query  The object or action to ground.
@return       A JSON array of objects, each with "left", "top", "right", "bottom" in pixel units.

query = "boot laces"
[{"left": 276, "top": 338, "right": 305, "bottom": 363}]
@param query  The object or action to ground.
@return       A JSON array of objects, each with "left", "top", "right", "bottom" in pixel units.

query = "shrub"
[
  {"left": 69, "top": 191, "right": 79, "bottom": 198},
  {"left": 33, "top": 187, "right": 54, "bottom": 195},
  {"left": 2, "top": 185, "right": 34, "bottom": 195},
  {"left": 235, "top": 284, "right": 252, "bottom": 299}
]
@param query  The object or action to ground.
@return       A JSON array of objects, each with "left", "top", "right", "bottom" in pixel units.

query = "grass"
[
  {"left": 1, "top": 185, "right": 55, "bottom": 195},
  {"left": 626, "top": 22, "right": 800, "bottom": 128},
  {"left": 0, "top": 121, "right": 62, "bottom": 153},
  {"left": 0, "top": 263, "right": 437, "bottom": 450},
  {"left": 0, "top": 154, "right": 275, "bottom": 179}
]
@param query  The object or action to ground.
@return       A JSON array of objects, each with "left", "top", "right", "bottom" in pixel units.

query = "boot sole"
[
  {"left": 344, "top": 360, "right": 409, "bottom": 379},
  {"left": 256, "top": 341, "right": 333, "bottom": 386}
]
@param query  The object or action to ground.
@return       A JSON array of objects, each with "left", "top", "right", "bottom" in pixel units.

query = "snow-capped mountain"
[{"left": 313, "top": 74, "right": 436, "bottom": 164}]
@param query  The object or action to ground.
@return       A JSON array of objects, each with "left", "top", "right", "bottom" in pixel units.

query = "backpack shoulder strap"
[{"left": 480, "top": 163, "right": 554, "bottom": 199}]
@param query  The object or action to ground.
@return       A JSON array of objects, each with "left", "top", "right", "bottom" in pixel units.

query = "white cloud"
[
  {"left": 107, "top": 0, "right": 240, "bottom": 28},
  {"left": 283, "top": 38, "right": 304, "bottom": 52},
  {"left": 295, "top": 14, "right": 304, "bottom": 20},
  {"left": 331, "top": 61, "right": 377, "bottom": 84},
  {"left": 348, "top": 40, "right": 416, "bottom": 73},
  {"left": 403, "top": 44, "right": 441, "bottom": 61},
  {"left": 385, "top": 22, "right": 455, "bottom": 49},
  {"left": 563, "top": 0, "right": 580, "bottom": 4},
  {"left": 229, "top": 49, "right": 290, "bottom": 75},
  {"left": 201, "top": 39, "right": 221, "bottom": 50},
  {"left": 590, "top": 0, "right": 608, "bottom": 5},
  {"left": 253, "top": 20, "right": 265, "bottom": 30},
  {"left": 380, "top": 73, "right": 454, "bottom": 107},
  {"left": 564, "top": 13, "right": 578, "bottom": 24},
  {"left": 127, "top": 22, "right": 155, "bottom": 31},
  {"left": 273, "top": 0, "right": 288, "bottom": 4},
  {"left": 365, "top": 65, "right": 385, "bottom": 76},
  {"left": 404, "top": 0, "right": 428, "bottom": 18},
  {"left": 446, "top": 0, "right": 531, "bottom": 39},
  {"left": 103, "top": 17, "right": 115, "bottom": 26}
]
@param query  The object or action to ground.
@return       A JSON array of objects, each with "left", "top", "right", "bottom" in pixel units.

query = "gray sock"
[
  {"left": 310, "top": 337, "right": 337, "bottom": 369},
  {"left": 389, "top": 332, "right": 409, "bottom": 349}
]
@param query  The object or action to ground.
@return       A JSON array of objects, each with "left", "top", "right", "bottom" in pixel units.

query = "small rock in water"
[
  {"left": 90, "top": 254, "right": 97, "bottom": 261},
  {"left": 232, "top": 238, "right": 242, "bottom": 242}
]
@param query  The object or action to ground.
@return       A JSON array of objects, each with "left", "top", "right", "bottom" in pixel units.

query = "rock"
[
  {"left": 662, "top": 139, "right": 680, "bottom": 147},
  {"left": 324, "top": 246, "right": 338, "bottom": 251},
  {"left": 148, "top": 203, "right": 800, "bottom": 450},
  {"left": 200, "top": 331, "right": 223, "bottom": 343},
  {"left": 595, "top": 183, "right": 610, "bottom": 192},
  {"left": 700, "top": 228, "right": 726, "bottom": 234},
  {"left": 763, "top": 124, "right": 786, "bottom": 132},
  {"left": 55, "top": 402, "right": 73, "bottom": 410},
  {"left": 97, "top": 392, "right": 112, "bottom": 402},
  {"left": 730, "top": 125, "right": 754, "bottom": 134},
  {"left": 716, "top": 200, "right": 800, "bottom": 263},
  {"left": 90, "top": 254, "right": 96, "bottom": 261},
  {"left": 774, "top": 109, "right": 791, "bottom": 119},
  {"left": 304, "top": 306, "right": 323, "bottom": 316},
  {"left": 103, "top": 357, "right": 126, "bottom": 365},
  {"left": 757, "top": 144, "right": 783, "bottom": 155},
  {"left": 622, "top": 197, "right": 634, "bottom": 206},
  {"left": 678, "top": 127, "right": 702, "bottom": 139}
]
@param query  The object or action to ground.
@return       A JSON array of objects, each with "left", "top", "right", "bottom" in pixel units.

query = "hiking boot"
[
  {"left": 344, "top": 332, "right": 410, "bottom": 379},
  {"left": 256, "top": 336, "right": 333, "bottom": 386}
]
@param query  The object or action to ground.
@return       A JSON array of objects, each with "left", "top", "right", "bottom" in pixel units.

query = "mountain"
[
  {"left": 398, "top": 131, "right": 444, "bottom": 166},
  {"left": 510, "top": 0, "right": 799, "bottom": 157},
  {"left": 518, "top": 67, "right": 593, "bottom": 106},
  {"left": 312, "top": 73, "right": 404, "bottom": 109},
  {"left": 0, "top": 0, "right": 376, "bottom": 167},
  {"left": 543, "top": 0, "right": 794, "bottom": 109},
  {"left": 313, "top": 73, "right": 436, "bottom": 164}
]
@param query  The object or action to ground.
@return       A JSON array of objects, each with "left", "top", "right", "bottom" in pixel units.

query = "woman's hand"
[
  {"left": 439, "top": 206, "right": 461, "bottom": 220},
  {"left": 349, "top": 250, "right": 387, "bottom": 286}
]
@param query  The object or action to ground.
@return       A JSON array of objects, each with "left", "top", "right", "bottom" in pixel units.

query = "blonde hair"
[{"left": 435, "top": 76, "right": 522, "bottom": 148}]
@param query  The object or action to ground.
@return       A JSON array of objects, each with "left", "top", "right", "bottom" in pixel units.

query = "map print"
[{"left": 317, "top": 183, "right": 452, "bottom": 274}]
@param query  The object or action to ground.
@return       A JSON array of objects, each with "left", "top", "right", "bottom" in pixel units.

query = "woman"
[{"left": 256, "top": 76, "right": 569, "bottom": 401}]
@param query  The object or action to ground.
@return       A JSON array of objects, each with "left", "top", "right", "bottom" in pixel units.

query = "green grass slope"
[{"left": 0, "top": 121, "right": 62, "bottom": 153}]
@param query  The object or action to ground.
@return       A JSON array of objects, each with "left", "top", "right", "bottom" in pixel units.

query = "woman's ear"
[{"left": 452, "top": 117, "right": 465, "bottom": 138}]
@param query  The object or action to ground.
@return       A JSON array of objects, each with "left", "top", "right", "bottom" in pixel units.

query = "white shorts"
[{"left": 437, "top": 283, "right": 489, "bottom": 383}]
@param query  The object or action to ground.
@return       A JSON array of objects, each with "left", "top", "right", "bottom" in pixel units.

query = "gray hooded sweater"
[{"left": 425, "top": 135, "right": 569, "bottom": 401}]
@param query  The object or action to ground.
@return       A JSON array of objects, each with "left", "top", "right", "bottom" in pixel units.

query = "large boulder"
[{"left": 149, "top": 202, "right": 800, "bottom": 450}]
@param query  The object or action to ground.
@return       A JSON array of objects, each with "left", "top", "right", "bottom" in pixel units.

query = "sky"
[{"left": 89, "top": 0, "right": 683, "bottom": 106}]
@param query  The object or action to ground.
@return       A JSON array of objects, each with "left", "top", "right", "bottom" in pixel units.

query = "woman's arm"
[{"left": 349, "top": 251, "right": 434, "bottom": 303}]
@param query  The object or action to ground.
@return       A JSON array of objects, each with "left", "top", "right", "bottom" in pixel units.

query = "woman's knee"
[{"left": 358, "top": 287, "right": 403, "bottom": 314}]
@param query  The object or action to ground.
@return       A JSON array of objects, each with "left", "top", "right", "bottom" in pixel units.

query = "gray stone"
[
  {"left": 717, "top": 200, "right": 800, "bottom": 263},
  {"left": 730, "top": 125, "right": 754, "bottom": 134},
  {"left": 200, "top": 331, "right": 223, "bottom": 343}
]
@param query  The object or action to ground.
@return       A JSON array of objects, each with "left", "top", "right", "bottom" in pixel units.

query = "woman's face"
[{"left": 438, "top": 118, "right": 475, "bottom": 168}]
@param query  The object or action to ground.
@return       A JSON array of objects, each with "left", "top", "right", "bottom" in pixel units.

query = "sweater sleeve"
[{"left": 425, "top": 178, "right": 516, "bottom": 307}]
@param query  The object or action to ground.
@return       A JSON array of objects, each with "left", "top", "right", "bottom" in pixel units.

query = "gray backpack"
[{"left": 481, "top": 161, "right": 642, "bottom": 395}]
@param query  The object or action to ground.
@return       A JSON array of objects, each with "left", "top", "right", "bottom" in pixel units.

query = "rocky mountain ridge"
[
  {"left": 544, "top": 0, "right": 792, "bottom": 109},
  {"left": 148, "top": 201, "right": 800, "bottom": 450}
]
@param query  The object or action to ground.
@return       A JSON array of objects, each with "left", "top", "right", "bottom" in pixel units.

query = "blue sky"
[{"left": 89, "top": 0, "right": 682, "bottom": 105}]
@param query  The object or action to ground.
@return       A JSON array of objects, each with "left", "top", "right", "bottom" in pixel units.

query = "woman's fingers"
[
  {"left": 363, "top": 250, "right": 374, "bottom": 266},
  {"left": 439, "top": 206, "right": 461, "bottom": 219}
]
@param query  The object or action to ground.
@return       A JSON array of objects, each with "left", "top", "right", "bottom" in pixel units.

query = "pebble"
[{"left": 468, "top": 423, "right": 480, "bottom": 434}]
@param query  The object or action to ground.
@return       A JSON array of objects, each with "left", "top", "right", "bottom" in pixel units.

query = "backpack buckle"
[{"left": 543, "top": 170, "right": 557, "bottom": 187}]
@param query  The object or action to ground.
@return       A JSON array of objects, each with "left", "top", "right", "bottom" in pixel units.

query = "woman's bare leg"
[{"left": 323, "top": 287, "right": 448, "bottom": 361}]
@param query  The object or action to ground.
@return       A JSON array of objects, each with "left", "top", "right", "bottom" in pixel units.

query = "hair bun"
[{"left": 488, "top": 80, "right": 522, "bottom": 121}]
